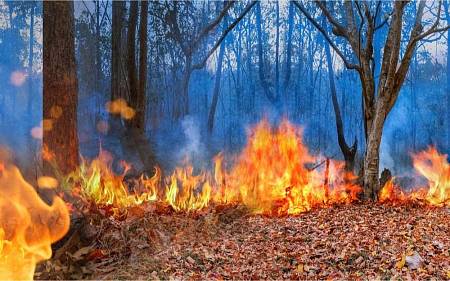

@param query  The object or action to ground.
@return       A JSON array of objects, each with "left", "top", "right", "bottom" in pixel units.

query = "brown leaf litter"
[{"left": 35, "top": 203, "right": 449, "bottom": 280}]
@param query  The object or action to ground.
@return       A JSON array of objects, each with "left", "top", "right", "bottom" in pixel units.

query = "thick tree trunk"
[
  {"left": 207, "top": 31, "right": 226, "bottom": 134},
  {"left": 363, "top": 97, "right": 389, "bottom": 199},
  {"left": 43, "top": 1, "right": 79, "bottom": 175}
]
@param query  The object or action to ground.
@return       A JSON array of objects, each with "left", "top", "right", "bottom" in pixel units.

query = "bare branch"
[
  {"left": 190, "top": 1, "right": 235, "bottom": 53},
  {"left": 192, "top": 1, "right": 257, "bottom": 70},
  {"left": 293, "top": 1, "right": 360, "bottom": 71},
  {"left": 314, "top": 1, "right": 349, "bottom": 38}
]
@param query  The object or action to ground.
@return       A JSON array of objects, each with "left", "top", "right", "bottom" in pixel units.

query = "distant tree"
[
  {"left": 207, "top": 17, "right": 227, "bottom": 134},
  {"left": 165, "top": 1, "right": 257, "bottom": 119},
  {"left": 295, "top": 1, "right": 450, "bottom": 199},
  {"left": 43, "top": 1, "right": 79, "bottom": 174}
]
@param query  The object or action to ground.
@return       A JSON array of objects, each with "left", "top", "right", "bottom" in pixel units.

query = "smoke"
[
  {"left": 380, "top": 94, "right": 409, "bottom": 173},
  {"left": 178, "top": 115, "right": 206, "bottom": 163}
]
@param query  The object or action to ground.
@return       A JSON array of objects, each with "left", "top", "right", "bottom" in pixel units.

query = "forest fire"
[
  {"left": 0, "top": 162, "right": 70, "bottom": 280},
  {"left": 68, "top": 120, "right": 449, "bottom": 217},
  {"left": 379, "top": 147, "right": 449, "bottom": 206}
]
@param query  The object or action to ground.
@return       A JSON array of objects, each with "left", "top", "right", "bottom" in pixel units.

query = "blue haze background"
[{"left": 0, "top": 0, "right": 448, "bottom": 177}]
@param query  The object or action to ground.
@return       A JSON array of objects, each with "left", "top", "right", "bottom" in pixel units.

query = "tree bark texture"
[{"left": 43, "top": 1, "right": 79, "bottom": 175}]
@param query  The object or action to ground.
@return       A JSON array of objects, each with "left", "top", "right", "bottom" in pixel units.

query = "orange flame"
[
  {"left": 0, "top": 163, "right": 70, "bottom": 280},
  {"left": 71, "top": 119, "right": 360, "bottom": 215},
  {"left": 213, "top": 119, "right": 360, "bottom": 215},
  {"left": 378, "top": 147, "right": 449, "bottom": 206},
  {"left": 68, "top": 149, "right": 159, "bottom": 210},
  {"left": 68, "top": 120, "right": 448, "bottom": 216}
]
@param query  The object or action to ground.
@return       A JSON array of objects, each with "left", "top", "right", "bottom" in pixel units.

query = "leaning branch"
[
  {"left": 192, "top": 1, "right": 257, "bottom": 70},
  {"left": 190, "top": 1, "right": 235, "bottom": 53},
  {"left": 293, "top": 1, "right": 360, "bottom": 71}
]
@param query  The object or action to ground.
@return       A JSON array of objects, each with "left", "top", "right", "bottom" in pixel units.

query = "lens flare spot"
[
  {"left": 30, "top": 126, "right": 43, "bottom": 139},
  {"left": 10, "top": 71, "right": 27, "bottom": 87},
  {"left": 106, "top": 99, "right": 135, "bottom": 120},
  {"left": 42, "top": 119, "right": 53, "bottom": 131}
]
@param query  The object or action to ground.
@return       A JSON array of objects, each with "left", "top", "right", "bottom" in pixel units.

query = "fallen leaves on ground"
[{"left": 36, "top": 203, "right": 449, "bottom": 280}]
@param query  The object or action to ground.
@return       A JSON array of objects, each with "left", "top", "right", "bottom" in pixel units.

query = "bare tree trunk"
[
  {"left": 111, "top": 0, "right": 126, "bottom": 101},
  {"left": 445, "top": 1, "right": 450, "bottom": 150},
  {"left": 207, "top": 27, "right": 226, "bottom": 134},
  {"left": 133, "top": 0, "right": 148, "bottom": 132},
  {"left": 275, "top": 1, "right": 280, "bottom": 101},
  {"left": 43, "top": 1, "right": 79, "bottom": 175},
  {"left": 255, "top": 2, "right": 274, "bottom": 103},
  {"left": 283, "top": 2, "right": 294, "bottom": 95},
  {"left": 363, "top": 97, "right": 388, "bottom": 200},
  {"left": 324, "top": 39, "right": 357, "bottom": 171},
  {"left": 121, "top": 1, "right": 156, "bottom": 175},
  {"left": 95, "top": 0, "right": 102, "bottom": 93},
  {"left": 126, "top": 0, "right": 138, "bottom": 124},
  {"left": 27, "top": 3, "right": 35, "bottom": 120},
  {"left": 173, "top": 55, "right": 192, "bottom": 120}
]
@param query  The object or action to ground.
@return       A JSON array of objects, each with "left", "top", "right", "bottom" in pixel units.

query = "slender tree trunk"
[
  {"left": 283, "top": 2, "right": 294, "bottom": 94},
  {"left": 133, "top": 0, "right": 148, "bottom": 132},
  {"left": 175, "top": 56, "right": 192, "bottom": 120},
  {"left": 448, "top": 30, "right": 450, "bottom": 151},
  {"left": 275, "top": 1, "right": 280, "bottom": 101},
  {"left": 445, "top": 1, "right": 450, "bottom": 150},
  {"left": 207, "top": 28, "right": 226, "bottom": 134},
  {"left": 111, "top": 1, "right": 126, "bottom": 101},
  {"left": 324, "top": 39, "right": 357, "bottom": 171},
  {"left": 255, "top": 2, "right": 273, "bottom": 103},
  {"left": 110, "top": 0, "right": 126, "bottom": 137},
  {"left": 95, "top": 0, "right": 102, "bottom": 93},
  {"left": 126, "top": 0, "right": 138, "bottom": 122},
  {"left": 27, "top": 3, "right": 35, "bottom": 121},
  {"left": 43, "top": 1, "right": 79, "bottom": 175}
]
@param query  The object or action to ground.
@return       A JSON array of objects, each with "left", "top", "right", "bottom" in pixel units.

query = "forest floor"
[{"left": 36, "top": 203, "right": 449, "bottom": 280}]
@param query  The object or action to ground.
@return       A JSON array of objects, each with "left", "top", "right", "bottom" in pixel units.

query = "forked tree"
[
  {"left": 294, "top": 0, "right": 450, "bottom": 199},
  {"left": 42, "top": 1, "right": 79, "bottom": 175}
]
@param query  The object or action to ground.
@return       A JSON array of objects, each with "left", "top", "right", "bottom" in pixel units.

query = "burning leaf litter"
[
  {"left": 68, "top": 119, "right": 448, "bottom": 217},
  {"left": 2, "top": 119, "right": 449, "bottom": 279}
]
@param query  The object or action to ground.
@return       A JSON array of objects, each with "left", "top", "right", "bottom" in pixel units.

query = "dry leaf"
[{"left": 396, "top": 254, "right": 406, "bottom": 269}]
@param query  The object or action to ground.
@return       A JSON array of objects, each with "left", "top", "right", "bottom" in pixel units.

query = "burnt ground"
[{"left": 36, "top": 203, "right": 449, "bottom": 280}]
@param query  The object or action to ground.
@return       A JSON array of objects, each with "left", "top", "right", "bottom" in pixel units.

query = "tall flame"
[
  {"left": 0, "top": 163, "right": 70, "bottom": 280},
  {"left": 213, "top": 119, "right": 360, "bottom": 215}
]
